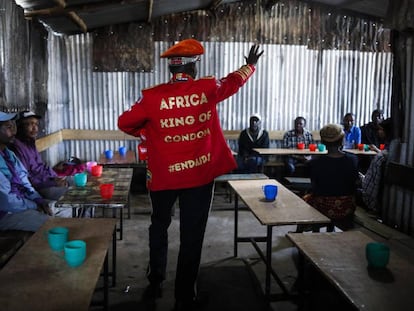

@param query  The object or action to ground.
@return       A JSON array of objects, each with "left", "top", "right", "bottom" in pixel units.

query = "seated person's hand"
[
  {"left": 55, "top": 177, "right": 68, "bottom": 187},
  {"left": 368, "top": 144, "right": 380, "bottom": 153},
  {"left": 37, "top": 202, "right": 53, "bottom": 216}
]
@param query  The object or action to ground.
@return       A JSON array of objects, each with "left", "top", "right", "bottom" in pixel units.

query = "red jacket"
[{"left": 118, "top": 65, "right": 255, "bottom": 191}]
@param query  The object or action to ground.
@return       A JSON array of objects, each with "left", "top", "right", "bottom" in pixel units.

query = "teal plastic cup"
[
  {"left": 74, "top": 172, "right": 87, "bottom": 187},
  {"left": 318, "top": 144, "right": 326, "bottom": 152},
  {"left": 366, "top": 242, "right": 390, "bottom": 268},
  {"left": 47, "top": 227, "right": 69, "bottom": 251},
  {"left": 64, "top": 240, "right": 87, "bottom": 268},
  {"left": 262, "top": 184, "right": 278, "bottom": 201}
]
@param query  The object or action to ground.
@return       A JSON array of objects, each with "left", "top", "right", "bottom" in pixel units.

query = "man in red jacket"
[{"left": 118, "top": 39, "right": 263, "bottom": 310}]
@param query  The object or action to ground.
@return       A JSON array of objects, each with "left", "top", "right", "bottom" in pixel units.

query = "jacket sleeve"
[
  {"left": 118, "top": 95, "right": 149, "bottom": 137},
  {"left": 0, "top": 171, "right": 38, "bottom": 213},
  {"left": 214, "top": 65, "right": 255, "bottom": 103}
]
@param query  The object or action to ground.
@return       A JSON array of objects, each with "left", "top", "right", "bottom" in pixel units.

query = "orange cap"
[{"left": 160, "top": 39, "right": 204, "bottom": 58}]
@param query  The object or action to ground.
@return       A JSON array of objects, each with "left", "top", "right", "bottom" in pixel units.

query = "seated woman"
[{"left": 303, "top": 124, "right": 359, "bottom": 231}]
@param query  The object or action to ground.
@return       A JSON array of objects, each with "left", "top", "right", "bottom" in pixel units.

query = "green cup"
[
  {"left": 366, "top": 242, "right": 390, "bottom": 268},
  {"left": 317, "top": 144, "right": 326, "bottom": 152},
  {"left": 47, "top": 227, "right": 69, "bottom": 251},
  {"left": 74, "top": 172, "right": 87, "bottom": 187},
  {"left": 64, "top": 240, "right": 87, "bottom": 268}
]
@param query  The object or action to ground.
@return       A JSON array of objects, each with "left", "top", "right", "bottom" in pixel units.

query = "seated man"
[
  {"left": 10, "top": 111, "right": 69, "bottom": 201},
  {"left": 360, "top": 109, "right": 385, "bottom": 146},
  {"left": 0, "top": 111, "right": 55, "bottom": 230},
  {"left": 283, "top": 116, "right": 314, "bottom": 175},
  {"left": 342, "top": 112, "right": 361, "bottom": 149},
  {"left": 236, "top": 114, "right": 269, "bottom": 173}
]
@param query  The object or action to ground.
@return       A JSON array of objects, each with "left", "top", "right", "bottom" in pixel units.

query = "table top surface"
[
  {"left": 253, "top": 148, "right": 328, "bottom": 155},
  {"left": 228, "top": 179, "right": 330, "bottom": 226},
  {"left": 98, "top": 150, "right": 138, "bottom": 166},
  {"left": 287, "top": 231, "right": 414, "bottom": 311},
  {"left": 215, "top": 173, "right": 269, "bottom": 182},
  {"left": 55, "top": 167, "right": 133, "bottom": 208},
  {"left": 0, "top": 218, "right": 117, "bottom": 311},
  {"left": 343, "top": 148, "right": 378, "bottom": 155}
]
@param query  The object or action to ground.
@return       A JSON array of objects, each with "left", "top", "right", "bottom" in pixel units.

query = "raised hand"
[{"left": 245, "top": 44, "right": 264, "bottom": 66}]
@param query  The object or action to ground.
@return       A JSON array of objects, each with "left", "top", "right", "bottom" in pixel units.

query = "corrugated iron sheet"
[{"left": 58, "top": 37, "right": 393, "bottom": 161}]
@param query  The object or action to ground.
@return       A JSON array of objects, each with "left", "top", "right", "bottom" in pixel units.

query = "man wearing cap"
[
  {"left": 237, "top": 114, "right": 269, "bottom": 173},
  {"left": 10, "top": 111, "right": 69, "bottom": 201},
  {"left": 0, "top": 111, "right": 50, "bottom": 232},
  {"left": 118, "top": 39, "right": 263, "bottom": 310}
]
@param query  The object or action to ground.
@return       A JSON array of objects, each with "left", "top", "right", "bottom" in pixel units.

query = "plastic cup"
[
  {"left": 366, "top": 242, "right": 390, "bottom": 268},
  {"left": 64, "top": 240, "right": 86, "bottom": 268},
  {"left": 309, "top": 143, "right": 317, "bottom": 151},
  {"left": 358, "top": 143, "right": 365, "bottom": 151},
  {"left": 379, "top": 144, "right": 385, "bottom": 150},
  {"left": 119, "top": 146, "right": 127, "bottom": 156},
  {"left": 297, "top": 142, "right": 305, "bottom": 150},
  {"left": 262, "top": 184, "right": 278, "bottom": 201},
  {"left": 91, "top": 165, "right": 103, "bottom": 177},
  {"left": 86, "top": 161, "right": 97, "bottom": 173},
  {"left": 100, "top": 183, "right": 114, "bottom": 199},
  {"left": 317, "top": 144, "right": 326, "bottom": 152},
  {"left": 47, "top": 227, "right": 69, "bottom": 251},
  {"left": 74, "top": 172, "right": 87, "bottom": 187},
  {"left": 104, "top": 149, "right": 113, "bottom": 160}
]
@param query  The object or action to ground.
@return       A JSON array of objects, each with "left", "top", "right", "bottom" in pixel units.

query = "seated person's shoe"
[{"left": 142, "top": 282, "right": 162, "bottom": 301}]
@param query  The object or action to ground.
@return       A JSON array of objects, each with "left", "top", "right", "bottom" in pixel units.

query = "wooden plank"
[
  {"left": 35, "top": 130, "right": 63, "bottom": 152},
  {"left": 61, "top": 129, "right": 137, "bottom": 141}
]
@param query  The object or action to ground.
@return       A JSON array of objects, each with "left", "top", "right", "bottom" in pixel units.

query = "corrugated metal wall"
[{"left": 53, "top": 4, "right": 393, "bottom": 162}]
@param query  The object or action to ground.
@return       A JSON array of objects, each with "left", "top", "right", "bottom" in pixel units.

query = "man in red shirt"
[{"left": 118, "top": 39, "right": 263, "bottom": 310}]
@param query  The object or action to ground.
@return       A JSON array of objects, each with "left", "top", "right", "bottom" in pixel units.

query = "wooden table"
[
  {"left": 98, "top": 150, "right": 139, "bottom": 167},
  {"left": 343, "top": 148, "right": 378, "bottom": 156},
  {"left": 0, "top": 218, "right": 117, "bottom": 311},
  {"left": 253, "top": 148, "right": 328, "bottom": 156},
  {"left": 253, "top": 148, "right": 327, "bottom": 172},
  {"left": 228, "top": 179, "right": 330, "bottom": 301},
  {"left": 287, "top": 231, "right": 414, "bottom": 311},
  {"left": 55, "top": 168, "right": 133, "bottom": 240}
]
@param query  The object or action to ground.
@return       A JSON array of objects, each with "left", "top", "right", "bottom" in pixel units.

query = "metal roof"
[{"left": 14, "top": 0, "right": 390, "bottom": 35}]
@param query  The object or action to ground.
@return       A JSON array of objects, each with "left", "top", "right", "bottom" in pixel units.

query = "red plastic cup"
[
  {"left": 91, "top": 165, "right": 103, "bottom": 177},
  {"left": 309, "top": 143, "right": 317, "bottom": 151},
  {"left": 357, "top": 143, "right": 365, "bottom": 151},
  {"left": 297, "top": 142, "right": 305, "bottom": 150},
  {"left": 379, "top": 144, "right": 385, "bottom": 150},
  {"left": 100, "top": 184, "right": 114, "bottom": 199}
]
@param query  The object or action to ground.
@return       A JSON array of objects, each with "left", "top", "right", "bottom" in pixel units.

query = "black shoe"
[
  {"left": 173, "top": 293, "right": 208, "bottom": 311},
  {"left": 142, "top": 283, "right": 162, "bottom": 302}
]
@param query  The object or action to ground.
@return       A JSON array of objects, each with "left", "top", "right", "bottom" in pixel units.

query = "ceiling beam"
[{"left": 148, "top": 0, "right": 153, "bottom": 23}]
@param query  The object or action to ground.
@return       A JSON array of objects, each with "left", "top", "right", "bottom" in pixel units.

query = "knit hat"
[{"left": 320, "top": 124, "right": 344, "bottom": 142}]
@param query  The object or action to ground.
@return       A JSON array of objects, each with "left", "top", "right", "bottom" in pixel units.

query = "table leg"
[
  {"left": 234, "top": 193, "right": 239, "bottom": 257},
  {"left": 265, "top": 225, "right": 272, "bottom": 299},
  {"left": 119, "top": 208, "right": 123, "bottom": 240},
  {"left": 112, "top": 227, "right": 117, "bottom": 287},
  {"left": 104, "top": 252, "right": 109, "bottom": 311}
]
